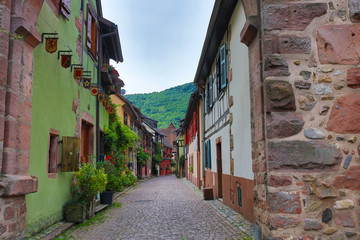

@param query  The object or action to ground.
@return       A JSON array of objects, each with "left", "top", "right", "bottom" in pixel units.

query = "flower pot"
[
  {"left": 64, "top": 202, "right": 86, "bottom": 223},
  {"left": 100, "top": 191, "right": 114, "bottom": 205}
]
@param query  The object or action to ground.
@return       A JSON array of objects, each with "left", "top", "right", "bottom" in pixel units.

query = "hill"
[{"left": 125, "top": 82, "right": 197, "bottom": 129}]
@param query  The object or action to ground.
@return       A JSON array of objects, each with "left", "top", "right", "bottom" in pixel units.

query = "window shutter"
[
  {"left": 205, "top": 83, "right": 209, "bottom": 112},
  {"left": 86, "top": 7, "right": 92, "bottom": 49},
  {"left": 60, "top": 0, "right": 71, "bottom": 20},
  {"left": 220, "top": 44, "right": 227, "bottom": 89},
  {"left": 61, "top": 136, "right": 80, "bottom": 172},
  {"left": 216, "top": 57, "right": 220, "bottom": 96},
  {"left": 203, "top": 141, "right": 207, "bottom": 168},
  {"left": 209, "top": 76, "right": 213, "bottom": 108},
  {"left": 207, "top": 139, "right": 211, "bottom": 169}
]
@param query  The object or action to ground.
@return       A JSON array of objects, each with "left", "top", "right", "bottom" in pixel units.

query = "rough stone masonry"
[{"left": 240, "top": 0, "right": 360, "bottom": 239}]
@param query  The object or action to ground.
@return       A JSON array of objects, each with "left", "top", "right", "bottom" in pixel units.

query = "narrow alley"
[{"left": 59, "top": 176, "right": 253, "bottom": 240}]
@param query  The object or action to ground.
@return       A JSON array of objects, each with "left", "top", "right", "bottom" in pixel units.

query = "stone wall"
[
  {"left": 244, "top": 0, "right": 360, "bottom": 238},
  {"left": 0, "top": 0, "right": 42, "bottom": 239}
]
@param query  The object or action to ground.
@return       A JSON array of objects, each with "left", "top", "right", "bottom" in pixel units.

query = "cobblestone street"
[{"left": 62, "top": 176, "right": 254, "bottom": 240}]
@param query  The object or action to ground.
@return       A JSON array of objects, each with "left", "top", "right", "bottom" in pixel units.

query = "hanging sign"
[
  {"left": 102, "top": 99, "right": 108, "bottom": 107},
  {"left": 61, "top": 55, "right": 72, "bottom": 68},
  {"left": 106, "top": 103, "right": 112, "bottom": 112},
  {"left": 73, "top": 67, "right": 83, "bottom": 79},
  {"left": 83, "top": 78, "right": 91, "bottom": 89},
  {"left": 98, "top": 92, "right": 105, "bottom": 102},
  {"left": 90, "top": 85, "right": 98, "bottom": 96},
  {"left": 108, "top": 107, "right": 115, "bottom": 115},
  {"left": 46, "top": 37, "right": 58, "bottom": 53}
]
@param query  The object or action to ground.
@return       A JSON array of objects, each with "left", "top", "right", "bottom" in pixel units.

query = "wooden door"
[
  {"left": 216, "top": 142, "right": 223, "bottom": 198},
  {"left": 81, "top": 121, "right": 91, "bottom": 163}
]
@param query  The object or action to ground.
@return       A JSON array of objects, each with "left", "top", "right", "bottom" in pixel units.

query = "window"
[
  {"left": 220, "top": 44, "right": 227, "bottom": 89},
  {"left": 86, "top": 5, "right": 98, "bottom": 58},
  {"left": 60, "top": 0, "right": 71, "bottom": 20},
  {"left": 124, "top": 113, "right": 128, "bottom": 125},
  {"left": 209, "top": 75, "right": 213, "bottom": 109},
  {"left": 48, "top": 129, "right": 60, "bottom": 177}
]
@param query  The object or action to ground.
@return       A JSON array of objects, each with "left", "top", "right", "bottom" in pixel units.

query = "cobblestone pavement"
[{"left": 63, "top": 176, "right": 254, "bottom": 240}]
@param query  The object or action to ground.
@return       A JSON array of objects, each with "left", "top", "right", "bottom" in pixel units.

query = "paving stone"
[{"left": 60, "top": 176, "right": 254, "bottom": 240}]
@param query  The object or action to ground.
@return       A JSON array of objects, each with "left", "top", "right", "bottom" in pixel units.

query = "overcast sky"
[{"left": 102, "top": 0, "right": 215, "bottom": 94}]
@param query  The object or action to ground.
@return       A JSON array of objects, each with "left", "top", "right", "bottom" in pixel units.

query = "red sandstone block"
[
  {"left": 8, "top": 40, "right": 23, "bottom": 65},
  {"left": 28, "top": 0, "right": 43, "bottom": 12},
  {"left": 335, "top": 210, "right": 355, "bottom": 227},
  {"left": 229, "top": 96, "right": 234, "bottom": 107},
  {"left": 254, "top": 117, "right": 264, "bottom": 142},
  {"left": 240, "top": 19, "right": 258, "bottom": 47},
  {"left": 4, "top": 120, "right": 18, "bottom": 148},
  {"left": 268, "top": 175, "right": 292, "bottom": 187},
  {"left": 5, "top": 91, "right": 19, "bottom": 118},
  {"left": 269, "top": 216, "right": 300, "bottom": 230},
  {"left": 0, "top": 0, "right": 11, "bottom": 9},
  {"left": 347, "top": 68, "right": 360, "bottom": 88},
  {"left": 253, "top": 86, "right": 262, "bottom": 118},
  {"left": 19, "top": 100, "right": 31, "bottom": 123},
  {"left": 18, "top": 123, "right": 31, "bottom": 151},
  {"left": 0, "top": 55, "right": 8, "bottom": 81},
  {"left": 264, "top": 34, "right": 279, "bottom": 54},
  {"left": 250, "top": 39, "right": 260, "bottom": 72},
  {"left": 0, "top": 88, "right": 6, "bottom": 115},
  {"left": 7, "top": 62, "right": 21, "bottom": 90},
  {"left": 21, "top": 71, "right": 33, "bottom": 98},
  {"left": 17, "top": 151, "right": 30, "bottom": 174},
  {"left": 268, "top": 191, "right": 302, "bottom": 214},
  {"left": 4, "top": 206, "right": 15, "bottom": 220}
]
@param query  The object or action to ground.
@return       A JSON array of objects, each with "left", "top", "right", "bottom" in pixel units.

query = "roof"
[
  {"left": 193, "top": 0, "right": 238, "bottom": 87},
  {"left": 163, "top": 138, "right": 173, "bottom": 149},
  {"left": 99, "top": 17, "right": 123, "bottom": 63},
  {"left": 183, "top": 90, "right": 201, "bottom": 128}
]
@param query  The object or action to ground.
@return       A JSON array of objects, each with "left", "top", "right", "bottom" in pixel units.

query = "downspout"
[{"left": 96, "top": 31, "right": 118, "bottom": 162}]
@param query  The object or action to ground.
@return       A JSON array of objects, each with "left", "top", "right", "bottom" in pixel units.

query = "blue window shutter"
[
  {"left": 209, "top": 76, "right": 213, "bottom": 108},
  {"left": 205, "top": 83, "right": 209, "bottom": 112},
  {"left": 207, "top": 139, "right": 211, "bottom": 169},
  {"left": 203, "top": 141, "right": 207, "bottom": 169},
  {"left": 220, "top": 44, "right": 227, "bottom": 89},
  {"left": 216, "top": 57, "right": 220, "bottom": 96}
]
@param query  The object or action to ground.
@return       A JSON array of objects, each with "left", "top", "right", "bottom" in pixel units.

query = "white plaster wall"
[
  {"left": 208, "top": 125, "right": 230, "bottom": 175},
  {"left": 229, "top": 3, "right": 253, "bottom": 180}
]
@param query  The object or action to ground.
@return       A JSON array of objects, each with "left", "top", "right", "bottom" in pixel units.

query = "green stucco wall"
[{"left": 26, "top": 0, "right": 108, "bottom": 235}]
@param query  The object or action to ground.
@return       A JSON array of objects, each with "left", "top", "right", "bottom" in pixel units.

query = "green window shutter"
[
  {"left": 205, "top": 84, "right": 209, "bottom": 112},
  {"left": 209, "top": 76, "right": 213, "bottom": 108},
  {"left": 220, "top": 44, "right": 227, "bottom": 89},
  {"left": 207, "top": 139, "right": 211, "bottom": 169},
  {"left": 61, "top": 136, "right": 80, "bottom": 172},
  {"left": 203, "top": 141, "right": 207, "bottom": 169},
  {"left": 216, "top": 57, "right": 220, "bottom": 96}
]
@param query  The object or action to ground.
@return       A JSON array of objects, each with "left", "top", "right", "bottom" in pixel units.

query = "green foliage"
[
  {"left": 104, "top": 103, "right": 139, "bottom": 153},
  {"left": 153, "top": 145, "right": 163, "bottom": 163},
  {"left": 72, "top": 163, "right": 107, "bottom": 203},
  {"left": 125, "top": 82, "right": 196, "bottom": 128},
  {"left": 179, "top": 155, "right": 185, "bottom": 165},
  {"left": 0, "top": 28, "right": 23, "bottom": 40},
  {"left": 121, "top": 169, "right": 137, "bottom": 187},
  {"left": 189, "top": 165, "right": 193, "bottom": 173},
  {"left": 137, "top": 146, "right": 150, "bottom": 167}
]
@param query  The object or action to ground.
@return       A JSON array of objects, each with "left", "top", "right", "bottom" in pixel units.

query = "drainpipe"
[
  {"left": 199, "top": 89, "right": 205, "bottom": 187},
  {"left": 96, "top": 31, "right": 118, "bottom": 162}
]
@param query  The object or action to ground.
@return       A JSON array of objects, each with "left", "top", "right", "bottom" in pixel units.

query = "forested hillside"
[{"left": 125, "top": 82, "right": 197, "bottom": 129}]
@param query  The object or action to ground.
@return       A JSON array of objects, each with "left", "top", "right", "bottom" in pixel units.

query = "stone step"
[{"left": 95, "top": 204, "right": 108, "bottom": 213}]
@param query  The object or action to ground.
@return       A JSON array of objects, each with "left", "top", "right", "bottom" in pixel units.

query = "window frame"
[
  {"left": 47, "top": 129, "right": 60, "bottom": 178},
  {"left": 86, "top": 4, "right": 98, "bottom": 60}
]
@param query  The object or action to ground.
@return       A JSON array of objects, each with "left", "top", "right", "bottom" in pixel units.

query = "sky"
[{"left": 101, "top": 0, "right": 215, "bottom": 94}]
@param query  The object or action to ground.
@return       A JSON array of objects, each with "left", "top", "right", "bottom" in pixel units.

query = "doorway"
[
  {"left": 81, "top": 120, "right": 93, "bottom": 163},
  {"left": 216, "top": 142, "right": 223, "bottom": 198}
]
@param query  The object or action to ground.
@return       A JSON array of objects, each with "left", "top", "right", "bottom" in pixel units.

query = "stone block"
[
  {"left": 317, "top": 25, "right": 360, "bottom": 65},
  {"left": 264, "top": 34, "right": 279, "bottom": 54},
  {"left": 294, "top": 80, "right": 311, "bottom": 89},
  {"left": 304, "top": 219, "right": 322, "bottom": 231},
  {"left": 0, "top": 174, "right": 38, "bottom": 196},
  {"left": 263, "top": 3, "right": 327, "bottom": 31},
  {"left": 333, "top": 166, "right": 360, "bottom": 191},
  {"left": 268, "top": 175, "right": 292, "bottom": 187},
  {"left": 326, "top": 93, "right": 360, "bottom": 134},
  {"left": 4, "top": 120, "right": 18, "bottom": 148},
  {"left": 267, "top": 112, "right": 304, "bottom": 139},
  {"left": 349, "top": 0, "right": 360, "bottom": 23},
  {"left": 264, "top": 54, "right": 290, "bottom": 77},
  {"left": 268, "top": 191, "right": 302, "bottom": 214},
  {"left": 269, "top": 216, "right": 300, "bottom": 230},
  {"left": 347, "top": 68, "right": 360, "bottom": 88},
  {"left": 5, "top": 91, "right": 19, "bottom": 118},
  {"left": 268, "top": 140, "right": 342, "bottom": 171},
  {"left": 266, "top": 80, "right": 295, "bottom": 112},
  {"left": 279, "top": 35, "right": 311, "bottom": 54},
  {"left": 240, "top": 18, "right": 258, "bottom": 47},
  {"left": 335, "top": 210, "right": 355, "bottom": 227}
]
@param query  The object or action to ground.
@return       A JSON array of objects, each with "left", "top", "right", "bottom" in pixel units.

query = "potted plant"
[
  {"left": 97, "top": 154, "right": 124, "bottom": 205},
  {"left": 64, "top": 162, "right": 107, "bottom": 222}
]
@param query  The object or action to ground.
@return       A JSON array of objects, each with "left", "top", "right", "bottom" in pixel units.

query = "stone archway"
[{"left": 0, "top": 0, "right": 44, "bottom": 239}]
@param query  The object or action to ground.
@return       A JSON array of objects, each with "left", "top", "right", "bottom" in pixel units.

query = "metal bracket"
[
  {"left": 71, "top": 64, "right": 82, "bottom": 72},
  {"left": 58, "top": 140, "right": 63, "bottom": 144},
  {"left": 57, "top": 50, "right": 72, "bottom": 59},
  {"left": 41, "top": 33, "right": 58, "bottom": 43}
]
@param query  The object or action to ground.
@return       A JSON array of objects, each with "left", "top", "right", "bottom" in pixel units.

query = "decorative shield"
[
  {"left": 102, "top": 99, "right": 108, "bottom": 107},
  {"left": 108, "top": 107, "right": 115, "bottom": 115},
  {"left": 90, "top": 86, "right": 98, "bottom": 96},
  {"left": 61, "top": 54, "right": 72, "bottom": 68},
  {"left": 46, "top": 38, "right": 58, "bottom": 53},
  {"left": 98, "top": 93, "right": 105, "bottom": 102},
  {"left": 74, "top": 67, "right": 83, "bottom": 80},
  {"left": 83, "top": 78, "right": 91, "bottom": 89}
]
